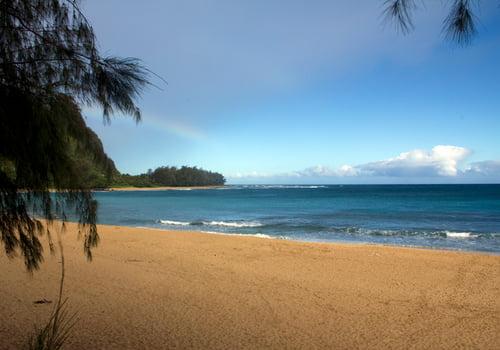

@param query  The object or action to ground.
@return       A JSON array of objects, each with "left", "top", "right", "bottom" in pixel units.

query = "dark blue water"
[{"left": 93, "top": 185, "right": 500, "bottom": 253}]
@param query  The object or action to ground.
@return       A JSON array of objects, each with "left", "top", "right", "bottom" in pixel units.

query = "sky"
[{"left": 82, "top": 0, "right": 500, "bottom": 184}]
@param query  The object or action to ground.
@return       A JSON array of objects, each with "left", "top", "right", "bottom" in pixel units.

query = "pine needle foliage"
[
  {"left": 0, "top": 0, "right": 149, "bottom": 271},
  {"left": 0, "top": 0, "right": 148, "bottom": 120},
  {"left": 383, "top": 0, "right": 490, "bottom": 45},
  {"left": 383, "top": 0, "right": 417, "bottom": 34}
]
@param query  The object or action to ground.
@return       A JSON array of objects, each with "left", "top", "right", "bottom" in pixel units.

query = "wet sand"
[{"left": 1, "top": 222, "right": 499, "bottom": 349}]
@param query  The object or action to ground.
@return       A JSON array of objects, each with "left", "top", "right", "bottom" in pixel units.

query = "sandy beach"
[{"left": 1, "top": 222, "right": 499, "bottom": 349}]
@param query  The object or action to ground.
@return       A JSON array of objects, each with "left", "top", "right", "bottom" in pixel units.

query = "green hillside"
[{"left": 1, "top": 98, "right": 225, "bottom": 189}]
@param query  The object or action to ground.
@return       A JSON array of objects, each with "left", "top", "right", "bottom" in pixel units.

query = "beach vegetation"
[
  {"left": 0, "top": 0, "right": 149, "bottom": 271},
  {"left": 26, "top": 231, "right": 77, "bottom": 350}
]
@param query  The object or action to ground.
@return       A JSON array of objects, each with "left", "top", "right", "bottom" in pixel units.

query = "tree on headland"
[
  {"left": 0, "top": 0, "right": 150, "bottom": 271},
  {"left": 149, "top": 166, "right": 226, "bottom": 186},
  {"left": 114, "top": 166, "right": 226, "bottom": 188},
  {"left": 383, "top": 0, "right": 497, "bottom": 45}
]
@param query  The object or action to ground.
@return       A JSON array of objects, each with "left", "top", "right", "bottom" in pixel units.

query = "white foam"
[
  {"left": 203, "top": 220, "right": 263, "bottom": 228},
  {"left": 138, "top": 227, "right": 277, "bottom": 240},
  {"left": 201, "top": 231, "right": 273, "bottom": 239},
  {"left": 158, "top": 219, "right": 190, "bottom": 226},
  {"left": 252, "top": 233, "right": 274, "bottom": 238},
  {"left": 445, "top": 231, "right": 474, "bottom": 238},
  {"left": 158, "top": 219, "right": 263, "bottom": 228}
]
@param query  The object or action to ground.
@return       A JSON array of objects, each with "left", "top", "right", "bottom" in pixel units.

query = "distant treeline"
[
  {"left": 0, "top": 99, "right": 225, "bottom": 189},
  {"left": 113, "top": 166, "right": 226, "bottom": 188}
]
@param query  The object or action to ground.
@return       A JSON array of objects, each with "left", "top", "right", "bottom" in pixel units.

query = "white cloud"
[
  {"left": 230, "top": 171, "right": 274, "bottom": 179},
  {"left": 292, "top": 164, "right": 359, "bottom": 177},
  {"left": 359, "top": 145, "right": 470, "bottom": 177},
  {"left": 230, "top": 164, "right": 360, "bottom": 180},
  {"left": 464, "top": 160, "right": 500, "bottom": 176},
  {"left": 228, "top": 145, "right": 500, "bottom": 183}
]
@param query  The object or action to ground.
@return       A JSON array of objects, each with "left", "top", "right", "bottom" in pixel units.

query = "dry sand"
[{"left": 1, "top": 222, "right": 499, "bottom": 349}]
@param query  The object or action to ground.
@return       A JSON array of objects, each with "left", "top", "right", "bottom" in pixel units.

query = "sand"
[{"left": 1, "top": 222, "right": 499, "bottom": 349}]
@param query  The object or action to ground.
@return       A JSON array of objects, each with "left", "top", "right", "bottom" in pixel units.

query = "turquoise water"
[{"left": 93, "top": 184, "right": 500, "bottom": 253}]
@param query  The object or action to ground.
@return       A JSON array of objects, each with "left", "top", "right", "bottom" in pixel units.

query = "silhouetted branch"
[
  {"left": 382, "top": 0, "right": 490, "bottom": 45},
  {"left": 443, "top": 0, "right": 478, "bottom": 45},
  {"left": 383, "top": 0, "right": 417, "bottom": 34}
]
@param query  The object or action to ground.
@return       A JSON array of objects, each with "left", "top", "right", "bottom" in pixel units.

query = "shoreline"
[
  {"left": 136, "top": 224, "right": 500, "bottom": 256},
  {"left": 1, "top": 221, "right": 499, "bottom": 349}
]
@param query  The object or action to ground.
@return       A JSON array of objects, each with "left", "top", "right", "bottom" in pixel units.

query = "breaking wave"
[
  {"left": 158, "top": 219, "right": 263, "bottom": 228},
  {"left": 158, "top": 219, "right": 190, "bottom": 226},
  {"left": 445, "top": 231, "right": 476, "bottom": 239},
  {"left": 200, "top": 231, "right": 276, "bottom": 239},
  {"left": 157, "top": 220, "right": 497, "bottom": 240}
]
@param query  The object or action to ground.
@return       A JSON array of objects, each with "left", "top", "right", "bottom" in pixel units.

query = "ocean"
[{"left": 93, "top": 184, "right": 500, "bottom": 253}]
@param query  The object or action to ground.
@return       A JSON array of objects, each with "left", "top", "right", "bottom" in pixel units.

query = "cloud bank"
[
  {"left": 358, "top": 145, "right": 470, "bottom": 177},
  {"left": 229, "top": 146, "right": 500, "bottom": 183}
]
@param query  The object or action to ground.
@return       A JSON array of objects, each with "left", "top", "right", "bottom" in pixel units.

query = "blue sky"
[{"left": 82, "top": 1, "right": 500, "bottom": 183}]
